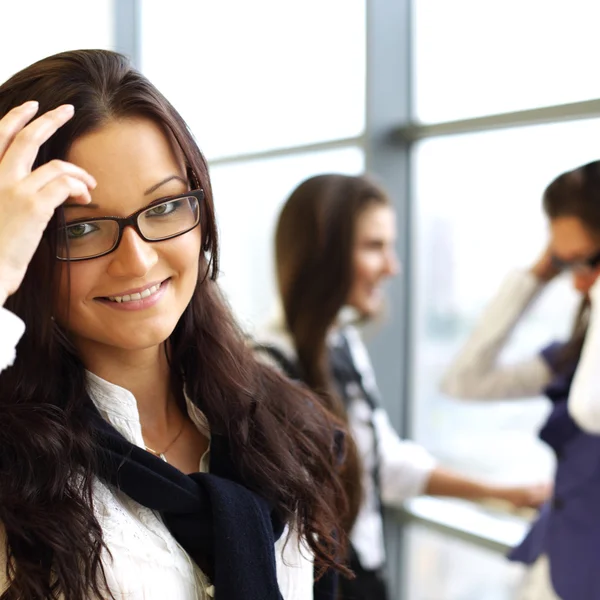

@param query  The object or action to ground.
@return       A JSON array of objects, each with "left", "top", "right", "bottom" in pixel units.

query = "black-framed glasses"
[
  {"left": 56, "top": 189, "right": 204, "bottom": 261},
  {"left": 551, "top": 248, "right": 600, "bottom": 274}
]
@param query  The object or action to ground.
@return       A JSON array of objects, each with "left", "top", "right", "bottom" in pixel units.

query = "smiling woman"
[
  {"left": 55, "top": 118, "right": 204, "bottom": 359},
  {"left": 441, "top": 162, "right": 600, "bottom": 600},
  {"left": 254, "top": 173, "right": 550, "bottom": 600},
  {"left": 0, "top": 50, "right": 350, "bottom": 600}
]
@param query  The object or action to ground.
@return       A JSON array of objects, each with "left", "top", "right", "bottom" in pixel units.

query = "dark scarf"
[{"left": 88, "top": 403, "right": 292, "bottom": 600}]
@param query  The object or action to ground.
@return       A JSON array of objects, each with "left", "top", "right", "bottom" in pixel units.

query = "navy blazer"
[{"left": 509, "top": 342, "right": 600, "bottom": 600}]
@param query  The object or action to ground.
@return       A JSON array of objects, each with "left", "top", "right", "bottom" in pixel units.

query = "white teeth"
[{"left": 107, "top": 282, "right": 162, "bottom": 303}]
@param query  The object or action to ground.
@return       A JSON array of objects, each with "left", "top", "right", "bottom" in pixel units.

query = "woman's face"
[
  {"left": 55, "top": 117, "right": 202, "bottom": 358},
  {"left": 346, "top": 203, "right": 399, "bottom": 317},
  {"left": 550, "top": 215, "right": 600, "bottom": 295}
]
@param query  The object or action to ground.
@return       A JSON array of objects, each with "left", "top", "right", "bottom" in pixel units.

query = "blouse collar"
[{"left": 85, "top": 370, "right": 211, "bottom": 449}]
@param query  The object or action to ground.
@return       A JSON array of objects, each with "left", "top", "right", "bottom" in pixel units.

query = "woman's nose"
[{"left": 106, "top": 227, "right": 159, "bottom": 278}]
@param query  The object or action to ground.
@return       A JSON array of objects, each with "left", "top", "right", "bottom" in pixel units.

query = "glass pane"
[
  {"left": 412, "top": 118, "right": 600, "bottom": 485},
  {"left": 413, "top": 0, "right": 600, "bottom": 123},
  {"left": 141, "top": 0, "right": 365, "bottom": 159},
  {"left": 210, "top": 147, "right": 364, "bottom": 329},
  {"left": 1, "top": 1, "right": 114, "bottom": 85},
  {"left": 404, "top": 523, "right": 524, "bottom": 600}
]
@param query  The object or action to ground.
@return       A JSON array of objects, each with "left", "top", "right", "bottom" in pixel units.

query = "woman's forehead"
[
  {"left": 67, "top": 117, "right": 185, "bottom": 178},
  {"left": 66, "top": 118, "right": 186, "bottom": 194},
  {"left": 550, "top": 216, "right": 600, "bottom": 259},
  {"left": 65, "top": 118, "right": 187, "bottom": 216},
  {"left": 356, "top": 204, "right": 395, "bottom": 235}
]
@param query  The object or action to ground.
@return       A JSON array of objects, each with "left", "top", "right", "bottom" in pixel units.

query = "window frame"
[{"left": 113, "top": 2, "right": 600, "bottom": 598}]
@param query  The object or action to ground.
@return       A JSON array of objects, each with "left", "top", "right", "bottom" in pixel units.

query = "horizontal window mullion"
[
  {"left": 206, "top": 135, "right": 365, "bottom": 167},
  {"left": 394, "top": 98, "right": 600, "bottom": 142}
]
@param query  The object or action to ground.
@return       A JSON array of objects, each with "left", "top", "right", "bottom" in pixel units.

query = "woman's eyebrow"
[
  {"left": 144, "top": 175, "right": 188, "bottom": 196},
  {"left": 64, "top": 202, "right": 100, "bottom": 209},
  {"left": 63, "top": 175, "right": 188, "bottom": 209}
]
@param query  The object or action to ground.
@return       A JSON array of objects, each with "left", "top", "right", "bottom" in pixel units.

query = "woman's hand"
[
  {"left": 493, "top": 482, "right": 553, "bottom": 509},
  {"left": 424, "top": 468, "right": 552, "bottom": 509},
  {"left": 530, "top": 244, "right": 561, "bottom": 283},
  {"left": 0, "top": 101, "right": 96, "bottom": 306}
]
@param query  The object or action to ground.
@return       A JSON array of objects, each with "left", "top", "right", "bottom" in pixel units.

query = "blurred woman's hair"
[
  {"left": 0, "top": 50, "right": 349, "bottom": 599},
  {"left": 275, "top": 173, "right": 391, "bottom": 530},
  {"left": 543, "top": 160, "right": 600, "bottom": 371}
]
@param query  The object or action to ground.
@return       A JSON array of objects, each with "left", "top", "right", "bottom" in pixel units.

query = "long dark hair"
[
  {"left": 275, "top": 173, "right": 391, "bottom": 532},
  {"left": 543, "top": 160, "right": 600, "bottom": 371},
  {"left": 0, "top": 50, "right": 349, "bottom": 599}
]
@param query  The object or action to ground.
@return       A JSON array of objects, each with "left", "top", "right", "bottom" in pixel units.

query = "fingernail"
[
  {"left": 61, "top": 104, "right": 75, "bottom": 114},
  {"left": 24, "top": 100, "right": 39, "bottom": 110}
]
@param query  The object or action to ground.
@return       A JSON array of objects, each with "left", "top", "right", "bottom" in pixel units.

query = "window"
[
  {"left": 413, "top": 0, "right": 600, "bottom": 123},
  {"left": 137, "top": 2, "right": 598, "bottom": 597},
  {"left": 211, "top": 147, "right": 364, "bottom": 328},
  {"left": 1, "top": 1, "right": 114, "bottom": 85},
  {"left": 141, "top": 0, "right": 365, "bottom": 159},
  {"left": 404, "top": 1, "right": 600, "bottom": 597},
  {"left": 404, "top": 523, "right": 524, "bottom": 600},
  {"left": 411, "top": 118, "right": 600, "bottom": 483},
  {"left": 140, "top": 0, "right": 366, "bottom": 330}
]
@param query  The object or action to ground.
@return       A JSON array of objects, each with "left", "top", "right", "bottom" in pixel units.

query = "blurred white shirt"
[
  {"left": 568, "top": 278, "right": 600, "bottom": 433},
  {"left": 257, "top": 321, "right": 436, "bottom": 570}
]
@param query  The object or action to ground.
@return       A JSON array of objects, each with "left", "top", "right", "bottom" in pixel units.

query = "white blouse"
[
  {"left": 568, "top": 278, "right": 600, "bottom": 433},
  {"left": 0, "top": 307, "right": 314, "bottom": 600},
  {"left": 440, "top": 269, "right": 554, "bottom": 400},
  {"left": 440, "top": 270, "right": 600, "bottom": 439},
  {"left": 256, "top": 322, "right": 436, "bottom": 571}
]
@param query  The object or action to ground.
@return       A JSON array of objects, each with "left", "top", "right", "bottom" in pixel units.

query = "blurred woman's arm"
[
  {"left": 423, "top": 467, "right": 551, "bottom": 508},
  {"left": 440, "top": 269, "right": 553, "bottom": 399},
  {"left": 374, "top": 409, "right": 550, "bottom": 509},
  {"left": 568, "top": 279, "right": 600, "bottom": 432}
]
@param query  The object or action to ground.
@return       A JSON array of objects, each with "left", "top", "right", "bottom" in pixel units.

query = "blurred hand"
[
  {"left": 494, "top": 482, "right": 553, "bottom": 509},
  {"left": 0, "top": 101, "right": 96, "bottom": 306},
  {"left": 530, "top": 244, "right": 561, "bottom": 283}
]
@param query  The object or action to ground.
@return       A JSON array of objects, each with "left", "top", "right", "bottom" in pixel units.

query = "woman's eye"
[
  {"left": 66, "top": 223, "right": 97, "bottom": 239},
  {"left": 147, "top": 201, "right": 178, "bottom": 217},
  {"left": 363, "top": 241, "right": 385, "bottom": 251}
]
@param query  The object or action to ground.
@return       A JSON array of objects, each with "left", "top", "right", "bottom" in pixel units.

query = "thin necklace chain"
[{"left": 144, "top": 417, "right": 186, "bottom": 462}]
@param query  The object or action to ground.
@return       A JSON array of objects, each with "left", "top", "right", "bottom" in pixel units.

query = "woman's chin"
[
  {"left": 355, "top": 298, "right": 384, "bottom": 319},
  {"left": 112, "top": 325, "right": 177, "bottom": 350},
  {"left": 69, "top": 321, "right": 177, "bottom": 355}
]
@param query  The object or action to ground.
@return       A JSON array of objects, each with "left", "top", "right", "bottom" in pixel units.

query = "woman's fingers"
[
  {"left": 0, "top": 104, "right": 76, "bottom": 180},
  {"left": 36, "top": 173, "right": 92, "bottom": 210},
  {"left": 23, "top": 159, "right": 96, "bottom": 196},
  {"left": 0, "top": 101, "right": 40, "bottom": 159},
  {"left": 0, "top": 103, "right": 96, "bottom": 303},
  {"left": 0, "top": 171, "right": 92, "bottom": 301}
]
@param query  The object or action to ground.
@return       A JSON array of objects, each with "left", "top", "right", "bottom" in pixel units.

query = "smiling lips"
[{"left": 104, "top": 281, "right": 165, "bottom": 304}]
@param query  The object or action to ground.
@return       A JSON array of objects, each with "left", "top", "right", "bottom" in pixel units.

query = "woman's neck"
[{"left": 77, "top": 341, "right": 174, "bottom": 426}]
